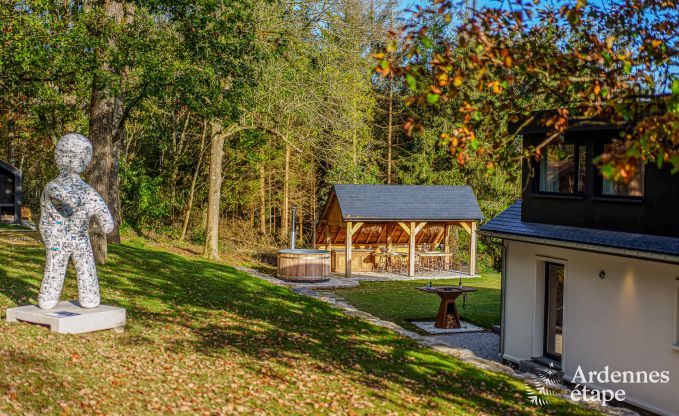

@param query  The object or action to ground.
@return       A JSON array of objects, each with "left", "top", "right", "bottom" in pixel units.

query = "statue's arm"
[
  {"left": 39, "top": 183, "right": 64, "bottom": 246},
  {"left": 92, "top": 191, "right": 115, "bottom": 235},
  {"left": 50, "top": 183, "right": 72, "bottom": 207},
  {"left": 38, "top": 189, "right": 51, "bottom": 244}
]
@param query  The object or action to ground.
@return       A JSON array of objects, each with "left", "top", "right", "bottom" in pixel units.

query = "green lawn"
[
  {"left": 0, "top": 222, "right": 31, "bottom": 230},
  {"left": 0, "top": 232, "right": 597, "bottom": 415},
  {"left": 332, "top": 274, "right": 501, "bottom": 332}
]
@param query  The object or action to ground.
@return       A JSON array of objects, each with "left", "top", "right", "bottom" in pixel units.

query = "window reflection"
[
  {"left": 601, "top": 144, "right": 644, "bottom": 197},
  {"left": 539, "top": 144, "right": 585, "bottom": 194}
]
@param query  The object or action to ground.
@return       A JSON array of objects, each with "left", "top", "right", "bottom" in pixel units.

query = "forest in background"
[{"left": 1, "top": 0, "right": 522, "bottom": 271}]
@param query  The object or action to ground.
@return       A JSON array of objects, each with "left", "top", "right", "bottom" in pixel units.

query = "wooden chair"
[
  {"left": 373, "top": 252, "right": 387, "bottom": 273},
  {"left": 414, "top": 253, "right": 425, "bottom": 273},
  {"left": 21, "top": 207, "right": 32, "bottom": 222},
  {"left": 389, "top": 254, "right": 406, "bottom": 274}
]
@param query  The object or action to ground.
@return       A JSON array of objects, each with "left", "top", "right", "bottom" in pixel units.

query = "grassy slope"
[
  {"left": 332, "top": 275, "right": 502, "bottom": 331},
  {"left": 0, "top": 233, "right": 597, "bottom": 415}
]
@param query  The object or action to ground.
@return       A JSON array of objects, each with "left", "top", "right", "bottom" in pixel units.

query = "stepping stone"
[{"left": 6, "top": 301, "right": 126, "bottom": 334}]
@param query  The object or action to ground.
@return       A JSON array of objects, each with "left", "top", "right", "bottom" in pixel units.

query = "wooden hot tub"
[{"left": 277, "top": 249, "right": 330, "bottom": 282}]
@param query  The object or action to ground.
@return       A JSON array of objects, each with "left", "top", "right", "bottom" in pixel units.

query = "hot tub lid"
[{"left": 278, "top": 249, "right": 329, "bottom": 254}]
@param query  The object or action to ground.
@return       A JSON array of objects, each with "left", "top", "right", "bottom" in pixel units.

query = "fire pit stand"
[{"left": 416, "top": 286, "right": 478, "bottom": 329}]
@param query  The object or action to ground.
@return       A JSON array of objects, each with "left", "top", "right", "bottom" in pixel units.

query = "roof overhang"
[
  {"left": 0, "top": 160, "right": 21, "bottom": 177},
  {"left": 342, "top": 217, "right": 483, "bottom": 222},
  {"left": 481, "top": 229, "right": 679, "bottom": 265}
]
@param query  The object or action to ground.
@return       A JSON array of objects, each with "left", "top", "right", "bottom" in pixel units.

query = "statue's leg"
[
  {"left": 38, "top": 246, "right": 70, "bottom": 309},
  {"left": 73, "top": 240, "right": 100, "bottom": 308}
]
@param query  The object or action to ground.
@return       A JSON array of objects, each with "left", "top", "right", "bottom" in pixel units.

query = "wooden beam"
[
  {"left": 346, "top": 221, "right": 353, "bottom": 278},
  {"left": 469, "top": 221, "right": 478, "bottom": 275},
  {"left": 398, "top": 228, "right": 406, "bottom": 244},
  {"left": 417, "top": 228, "right": 425, "bottom": 244},
  {"left": 408, "top": 221, "right": 416, "bottom": 277},
  {"left": 376, "top": 224, "right": 387, "bottom": 246},
  {"left": 414, "top": 221, "right": 427, "bottom": 235},
  {"left": 397, "top": 222, "right": 411, "bottom": 236},
  {"left": 349, "top": 222, "right": 363, "bottom": 246},
  {"left": 433, "top": 225, "right": 445, "bottom": 246},
  {"left": 365, "top": 227, "right": 375, "bottom": 246},
  {"left": 386, "top": 223, "right": 394, "bottom": 251},
  {"left": 427, "top": 226, "right": 437, "bottom": 244},
  {"left": 443, "top": 225, "right": 450, "bottom": 252},
  {"left": 325, "top": 224, "right": 332, "bottom": 252},
  {"left": 460, "top": 221, "right": 472, "bottom": 235},
  {"left": 333, "top": 226, "right": 341, "bottom": 244}
]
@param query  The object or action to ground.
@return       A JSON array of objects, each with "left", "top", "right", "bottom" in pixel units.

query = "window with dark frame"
[
  {"left": 538, "top": 143, "right": 586, "bottom": 195},
  {"left": 600, "top": 143, "right": 645, "bottom": 198}
]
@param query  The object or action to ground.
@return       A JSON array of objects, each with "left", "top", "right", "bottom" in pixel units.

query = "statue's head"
[{"left": 55, "top": 134, "right": 92, "bottom": 175}]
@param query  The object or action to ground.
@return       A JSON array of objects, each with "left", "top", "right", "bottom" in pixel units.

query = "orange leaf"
[
  {"left": 457, "top": 152, "right": 466, "bottom": 165},
  {"left": 504, "top": 55, "right": 513, "bottom": 67}
]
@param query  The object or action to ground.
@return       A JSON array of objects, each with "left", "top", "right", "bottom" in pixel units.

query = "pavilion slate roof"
[
  {"left": 480, "top": 201, "right": 679, "bottom": 258},
  {"left": 332, "top": 184, "right": 484, "bottom": 221}
]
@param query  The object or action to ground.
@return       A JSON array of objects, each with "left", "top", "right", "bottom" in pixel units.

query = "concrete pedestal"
[{"left": 6, "top": 301, "right": 126, "bottom": 334}]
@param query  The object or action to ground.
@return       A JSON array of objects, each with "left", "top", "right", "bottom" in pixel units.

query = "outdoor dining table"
[
  {"left": 418, "top": 252, "right": 454, "bottom": 257},
  {"left": 418, "top": 251, "right": 454, "bottom": 270},
  {"left": 416, "top": 285, "right": 478, "bottom": 329}
]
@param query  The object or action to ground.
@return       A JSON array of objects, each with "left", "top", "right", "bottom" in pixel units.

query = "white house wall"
[{"left": 503, "top": 240, "right": 679, "bottom": 415}]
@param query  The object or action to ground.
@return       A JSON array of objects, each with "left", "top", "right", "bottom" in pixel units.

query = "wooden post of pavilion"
[
  {"left": 345, "top": 221, "right": 353, "bottom": 278},
  {"left": 344, "top": 221, "right": 362, "bottom": 277},
  {"left": 469, "top": 221, "right": 478, "bottom": 275},
  {"left": 443, "top": 224, "right": 450, "bottom": 252},
  {"left": 408, "top": 221, "right": 416, "bottom": 277},
  {"left": 398, "top": 221, "right": 427, "bottom": 277}
]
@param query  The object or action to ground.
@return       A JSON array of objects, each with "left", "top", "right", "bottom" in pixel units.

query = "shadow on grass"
[
  {"left": 0, "top": 241, "right": 593, "bottom": 415},
  {"left": 0, "top": 244, "right": 43, "bottom": 306}
]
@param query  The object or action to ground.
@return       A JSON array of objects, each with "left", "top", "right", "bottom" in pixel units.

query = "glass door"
[{"left": 544, "top": 263, "right": 564, "bottom": 361}]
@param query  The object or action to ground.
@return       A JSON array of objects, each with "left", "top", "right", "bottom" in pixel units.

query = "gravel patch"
[{"left": 431, "top": 331, "right": 501, "bottom": 362}]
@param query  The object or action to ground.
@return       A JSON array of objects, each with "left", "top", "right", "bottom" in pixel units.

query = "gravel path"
[{"left": 429, "top": 332, "right": 501, "bottom": 362}]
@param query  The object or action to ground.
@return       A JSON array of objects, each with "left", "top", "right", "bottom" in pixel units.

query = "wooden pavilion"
[{"left": 314, "top": 185, "right": 484, "bottom": 277}]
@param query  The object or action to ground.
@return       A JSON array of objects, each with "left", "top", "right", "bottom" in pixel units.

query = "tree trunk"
[
  {"left": 204, "top": 120, "right": 224, "bottom": 260},
  {"left": 87, "top": 0, "right": 127, "bottom": 263},
  {"left": 387, "top": 73, "right": 393, "bottom": 184},
  {"left": 298, "top": 205, "right": 303, "bottom": 246},
  {"left": 268, "top": 171, "right": 273, "bottom": 234},
  {"left": 311, "top": 168, "right": 317, "bottom": 248},
  {"left": 170, "top": 110, "right": 191, "bottom": 211},
  {"left": 259, "top": 163, "right": 266, "bottom": 234},
  {"left": 107, "top": 137, "right": 122, "bottom": 244},
  {"left": 88, "top": 79, "right": 115, "bottom": 264},
  {"left": 281, "top": 143, "right": 290, "bottom": 240},
  {"left": 180, "top": 119, "right": 208, "bottom": 241},
  {"left": 6, "top": 110, "right": 16, "bottom": 166}
]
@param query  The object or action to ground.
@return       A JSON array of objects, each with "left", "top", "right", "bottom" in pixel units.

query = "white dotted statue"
[{"left": 38, "top": 134, "right": 114, "bottom": 310}]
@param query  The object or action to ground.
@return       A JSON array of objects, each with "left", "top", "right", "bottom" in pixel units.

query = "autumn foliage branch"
[{"left": 377, "top": 0, "right": 679, "bottom": 181}]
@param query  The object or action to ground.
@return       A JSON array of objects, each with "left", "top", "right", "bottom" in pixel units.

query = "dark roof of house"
[
  {"left": 508, "top": 112, "right": 622, "bottom": 135},
  {"left": 332, "top": 184, "right": 484, "bottom": 221},
  {"left": 480, "top": 201, "right": 679, "bottom": 259}
]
